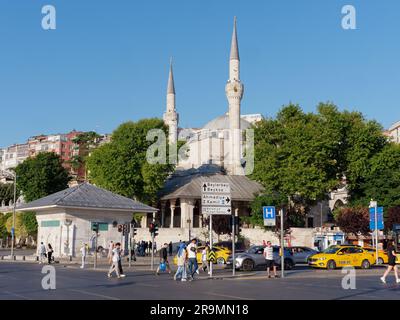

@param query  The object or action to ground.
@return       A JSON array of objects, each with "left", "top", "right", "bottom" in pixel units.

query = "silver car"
[
  {"left": 289, "top": 246, "right": 318, "bottom": 264},
  {"left": 226, "top": 245, "right": 295, "bottom": 271}
]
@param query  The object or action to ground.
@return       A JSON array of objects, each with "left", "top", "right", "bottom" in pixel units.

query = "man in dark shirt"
[{"left": 156, "top": 243, "right": 171, "bottom": 275}]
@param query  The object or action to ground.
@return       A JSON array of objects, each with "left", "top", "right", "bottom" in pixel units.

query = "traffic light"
[
  {"left": 92, "top": 222, "right": 99, "bottom": 233},
  {"left": 149, "top": 222, "right": 155, "bottom": 234},
  {"left": 122, "top": 223, "right": 129, "bottom": 236},
  {"left": 153, "top": 224, "right": 159, "bottom": 237},
  {"left": 118, "top": 224, "right": 123, "bottom": 233},
  {"left": 133, "top": 227, "right": 137, "bottom": 237}
]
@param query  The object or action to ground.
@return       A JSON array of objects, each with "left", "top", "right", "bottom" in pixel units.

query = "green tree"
[
  {"left": 86, "top": 118, "right": 174, "bottom": 205},
  {"left": 354, "top": 144, "right": 400, "bottom": 208},
  {"left": 15, "top": 152, "right": 70, "bottom": 202},
  {"left": 0, "top": 182, "right": 18, "bottom": 204},
  {"left": 251, "top": 102, "right": 388, "bottom": 224},
  {"left": 0, "top": 212, "right": 12, "bottom": 240}
]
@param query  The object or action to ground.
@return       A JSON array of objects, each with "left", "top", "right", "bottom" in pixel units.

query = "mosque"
[{"left": 139, "top": 17, "right": 265, "bottom": 240}]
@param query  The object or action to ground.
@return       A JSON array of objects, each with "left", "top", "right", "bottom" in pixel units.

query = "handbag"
[{"left": 159, "top": 262, "right": 167, "bottom": 272}]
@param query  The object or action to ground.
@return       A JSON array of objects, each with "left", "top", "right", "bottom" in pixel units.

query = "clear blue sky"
[{"left": 1, "top": 0, "right": 399, "bottom": 147}]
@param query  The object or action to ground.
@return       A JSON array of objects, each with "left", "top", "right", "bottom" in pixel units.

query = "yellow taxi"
[
  {"left": 308, "top": 245, "right": 375, "bottom": 269},
  {"left": 173, "top": 246, "right": 231, "bottom": 265},
  {"left": 363, "top": 248, "right": 388, "bottom": 264}
]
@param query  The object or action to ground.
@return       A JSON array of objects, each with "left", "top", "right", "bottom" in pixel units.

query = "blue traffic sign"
[
  {"left": 369, "top": 207, "right": 384, "bottom": 230},
  {"left": 263, "top": 206, "right": 276, "bottom": 219},
  {"left": 263, "top": 206, "right": 276, "bottom": 227},
  {"left": 11, "top": 227, "right": 15, "bottom": 236}
]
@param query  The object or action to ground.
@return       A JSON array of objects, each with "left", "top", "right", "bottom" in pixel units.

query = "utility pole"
[
  {"left": 232, "top": 210, "right": 236, "bottom": 277},
  {"left": 128, "top": 223, "right": 132, "bottom": 268},
  {"left": 209, "top": 215, "right": 213, "bottom": 278},
  {"left": 11, "top": 173, "right": 16, "bottom": 259}
]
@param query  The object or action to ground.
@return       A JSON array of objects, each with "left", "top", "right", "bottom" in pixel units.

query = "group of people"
[
  {"left": 38, "top": 242, "right": 54, "bottom": 265},
  {"left": 135, "top": 240, "right": 174, "bottom": 257},
  {"left": 158, "top": 239, "right": 210, "bottom": 282}
]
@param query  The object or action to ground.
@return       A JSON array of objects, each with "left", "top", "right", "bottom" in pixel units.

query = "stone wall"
[{"left": 135, "top": 226, "right": 315, "bottom": 250}]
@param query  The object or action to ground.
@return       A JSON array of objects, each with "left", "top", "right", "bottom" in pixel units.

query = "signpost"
[
  {"left": 201, "top": 182, "right": 231, "bottom": 278},
  {"left": 369, "top": 201, "right": 383, "bottom": 266}
]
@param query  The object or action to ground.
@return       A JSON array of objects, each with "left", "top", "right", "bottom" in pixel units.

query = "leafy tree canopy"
[
  {"left": 86, "top": 118, "right": 174, "bottom": 205},
  {"left": 15, "top": 152, "right": 70, "bottom": 202}
]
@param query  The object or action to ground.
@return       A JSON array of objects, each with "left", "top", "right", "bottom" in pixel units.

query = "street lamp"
[{"left": 0, "top": 170, "right": 17, "bottom": 259}]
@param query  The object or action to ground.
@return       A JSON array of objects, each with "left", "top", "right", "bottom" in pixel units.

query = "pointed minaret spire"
[
  {"left": 164, "top": 58, "right": 179, "bottom": 147},
  {"left": 167, "top": 57, "right": 175, "bottom": 95},
  {"left": 230, "top": 16, "right": 240, "bottom": 61}
]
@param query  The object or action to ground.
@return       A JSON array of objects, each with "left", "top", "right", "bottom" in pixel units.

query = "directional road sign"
[
  {"left": 201, "top": 181, "right": 231, "bottom": 215},
  {"left": 369, "top": 207, "right": 384, "bottom": 230}
]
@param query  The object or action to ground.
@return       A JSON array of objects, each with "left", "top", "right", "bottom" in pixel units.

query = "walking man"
[
  {"left": 107, "top": 241, "right": 114, "bottom": 260},
  {"left": 381, "top": 240, "right": 400, "bottom": 284},
  {"left": 156, "top": 243, "right": 171, "bottom": 275},
  {"left": 264, "top": 241, "right": 278, "bottom": 278},
  {"left": 80, "top": 243, "right": 87, "bottom": 269},
  {"left": 108, "top": 242, "right": 122, "bottom": 279},
  {"left": 187, "top": 238, "right": 198, "bottom": 281},
  {"left": 39, "top": 242, "right": 46, "bottom": 264}
]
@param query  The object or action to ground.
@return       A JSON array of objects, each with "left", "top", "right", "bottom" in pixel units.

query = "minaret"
[
  {"left": 163, "top": 58, "right": 179, "bottom": 146},
  {"left": 225, "top": 17, "right": 244, "bottom": 175}
]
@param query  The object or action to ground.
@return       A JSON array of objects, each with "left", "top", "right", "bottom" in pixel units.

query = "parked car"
[
  {"left": 173, "top": 246, "right": 231, "bottom": 265},
  {"left": 226, "top": 245, "right": 295, "bottom": 271},
  {"left": 214, "top": 241, "right": 247, "bottom": 253},
  {"left": 363, "top": 248, "right": 388, "bottom": 264},
  {"left": 289, "top": 246, "right": 318, "bottom": 264},
  {"left": 308, "top": 245, "right": 375, "bottom": 269}
]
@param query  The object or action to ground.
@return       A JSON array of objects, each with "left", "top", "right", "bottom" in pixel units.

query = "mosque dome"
[{"left": 202, "top": 113, "right": 252, "bottom": 131}]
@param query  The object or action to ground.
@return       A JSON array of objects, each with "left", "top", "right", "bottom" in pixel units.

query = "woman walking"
[
  {"left": 201, "top": 245, "right": 210, "bottom": 274},
  {"left": 380, "top": 240, "right": 400, "bottom": 284},
  {"left": 47, "top": 244, "right": 54, "bottom": 264},
  {"left": 174, "top": 243, "right": 187, "bottom": 282}
]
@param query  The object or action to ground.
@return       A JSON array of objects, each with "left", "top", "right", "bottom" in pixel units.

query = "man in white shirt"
[
  {"left": 187, "top": 239, "right": 198, "bottom": 280},
  {"left": 108, "top": 242, "right": 121, "bottom": 279},
  {"left": 39, "top": 242, "right": 46, "bottom": 264},
  {"left": 263, "top": 241, "right": 277, "bottom": 278},
  {"left": 80, "top": 243, "right": 87, "bottom": 269}
]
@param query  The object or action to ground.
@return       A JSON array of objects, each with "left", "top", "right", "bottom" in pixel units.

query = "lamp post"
[{"left": 0, "top": 170, "right": 17, "bottom": 259}]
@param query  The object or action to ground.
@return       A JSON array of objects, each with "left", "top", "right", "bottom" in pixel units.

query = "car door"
[
  {"left": 253, "top": 247, "right": 266, "bottom": 266},
  {"left": 336, "top": 248, "right": 352, "bottom": 267},
  {"left": 296, "top": 247, "right": 308, "bottom": 263}
]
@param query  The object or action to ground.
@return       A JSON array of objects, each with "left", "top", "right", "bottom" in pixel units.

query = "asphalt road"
[{"left": 0, "top": 262, "right": 400, "bottom": 300}]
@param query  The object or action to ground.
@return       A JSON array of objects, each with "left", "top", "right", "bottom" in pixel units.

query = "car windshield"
[
  {"left": 247, "top": 246, "right": 263, "bottom": 254},
  {"left": 322, "top": 247, "right": 340, "bottom": 254}
]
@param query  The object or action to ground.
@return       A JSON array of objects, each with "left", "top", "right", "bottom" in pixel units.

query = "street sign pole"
[
  {"left": 232, "top": 213, "right": 235, "bottom": 277},
  {"left": 94, "top": 231, "right": 98, "bottom": 269},
  {"left": 375, "top": 204, "right": 378, "bottom": 265},
  {"left": 151, "top": 232, "right": 154, "bottom": 271},
  {"left": 128, "top": 224, "right": 132, "bottom": 268},
  {"left": 280, "top": 208, "right": 284, "bottom": 278},
  {"left": 209, "top": 214, "right": 213, "bottom": 278}
]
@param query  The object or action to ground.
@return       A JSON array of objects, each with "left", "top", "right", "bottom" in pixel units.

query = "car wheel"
[
  {"left": 361, "top": 259, "right": 371, "bottom": 269},
  {"left": 284, "top": 258, "right": 294, "bottom": 270},
  {"left": 327, "top": 260, "right": 336, "bottom": 270},
  {"left": 378, "top": 257, "right": 384, "bottom": 265},
  {"left": 242, "top": 259, "right": 255, "bottom": 271},
  {"left": 216, "top": 257, "right": 225, "bottom": 265}
]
